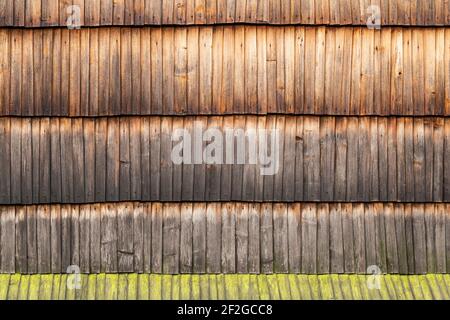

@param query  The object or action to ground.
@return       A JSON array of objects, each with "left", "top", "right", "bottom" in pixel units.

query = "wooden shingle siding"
[
  {"left": 0, "top": 0, "right": 449, "bottom": 27},
  {"left": 0, "top": 27, "right": 449, "bottom": 116},
  {"left": 1, "top": 116, "right": 449, "bottom": 204},
  {"left": 1, "top": 202, "right": 449, "bottom": 275}
]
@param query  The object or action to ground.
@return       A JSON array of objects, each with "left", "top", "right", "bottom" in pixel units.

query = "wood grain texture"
[
  {"left": 0, "top": 202, "right": 448, "bottom": 275},
  {"left": 1, "top": 116, "right": 448, "bottom": 204},
  {"left": 0, "top": 27, "right": 448, "bottom": 116},
  {"left": 0, "top": 0, "right": 447, "bottom": 26}
]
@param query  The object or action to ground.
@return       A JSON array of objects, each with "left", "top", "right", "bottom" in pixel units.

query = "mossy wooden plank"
[
  {"left": 127, "top": 273, "right": 137, "bottom": 300},
  {"left": 307, "top": 275, "right": 321, "bottom": 300},
  {"left": 287, "top": 275, "right": 300, "bottom": 300},
  {"left": 257, "top": 275, "right": 270, "bottom": 300},
  {"left": 330, "top": 275, "right": 344, "bottom": 300},
  {"left": 7, "top": 275, "right": 21, "bottom": 300},
  {"left": 39, "top": 275, "right": 53, "bottom": 300},
  {"left": 216, "top": 274, "right": 226, "bottom": 300},
  {"left": 225, "top": 274, "right": 240, "bottom": 299},
  {"left": 248, "top": 275, "right": 260, "bottom": 300},
  {"left": 179, "top": 274, "right": 191, "bottom": 299},
  {"left": 424, "top": 275, "right": 443, "bottom": 300},
  {"left": 117, "top": 274, "right": 128, "bottom": 300},
  {"left": 58, "top": 275, "right": 68, "bottom": 300},
  {"left": 389, "top": 275, "right": 407, "bottom": 300},
  {"left": 105, "top": 274, "right": 119, "bottom": 300},
  {"left": 149, "top": 274, "right": 162, "bottom": 300},
  {"left": 408, "top": 276, "right": 425, "bottom": 300},
  {"left": 191, "top": 274, "right": 201, "bottom": 300},
  {"left": 382, "top": 275, "right": 398, "bottom": 300},
  {"left": 80, "top": 275, "right": 90, "bottom": 300},
  {"left": 199, "top": 274, "right": 210, "bottom": 300},
  {"left": 297, "top": 275, "right": 313, "bottom": 300},
  {"left": 0, "top": 275, "right": 10, "bottom": 299},
  {"left": 18, "top": 275, "right": 30, "bottom": 300},
  {"left": 208, "top": 275, "right": 218, "bottom": 300},
  {"left": 434, "top": 274, "right": 450, "bottom": 299},
  {"left": 161, "top": 275, "right": 172, "bottom": 300},
  {"left": 171, "top": 275, "right": 180, "bottom": 300},
  {"left": 27, "top": 275, "right": 40, "bottom": 300},
  {"left": 417, "top": 276, "right": 434, "bottom": 300},
  {"left": 318, "top": 275, "right": 334, "bottom": 300},
  {"left": 87, "top": 275, "right": 97, "bottom": 300},
  {"left": 137, "top": 274, "right": 149, "bottom": 300},
  {"left": 339, "top": 275, "right": 354, "bottom": 300},
  {"left": 95, "top": 274, "right": 106, "bottom": 300},
  {"left": 349, "top": 275, "right": 362, "bottom": 300},
  {"left": 266, "top": 275, "right": 280, "bottom": 300},
  {"left": 276, "top": 275, "right": 291, "bottom": 300}
]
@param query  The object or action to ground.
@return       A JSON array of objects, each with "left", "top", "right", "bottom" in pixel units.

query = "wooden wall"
[
  {"left": 0, "top": 116, "right": 449, "bottom": 204},
  {"left": 0, "top": 27, "right": 449, "bottom": 116},
  {"left": 0, "top": 0, "right": 449, "bottom": 27},
  {"left": 1, "top": 202, "right": 449, "bottom": 275}
]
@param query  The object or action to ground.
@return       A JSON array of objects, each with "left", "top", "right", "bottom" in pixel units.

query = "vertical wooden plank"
[
  {"left": 245, "top": 26, "right": 258, "bottom": 113},
  {"left": 435, "top": 204, "right": 446, "bottom": 273},
  {"left": 118, "top": 203, "right": 134, "bottom": 273},
  {"left": 113, "top": 0, "right": 125, "bottom": 24},
  {"left": 414, "top": 118, "right": 425, "bottom": 201},
  {"left": 90, "top": 204, "right": 101, "bottom": 273},
  {"left": 435, "top": 29, "right": 445, "bottom": 115},
  {"left": 334, "top": 117, "right": 347, "bottom": 201},
  {"left": 412, "top": 29, "right": 425, "bottom": 115},
  {"left": 181, "top": 118, "right": 194, "bottom": 201},
  {"left": 424, "top": 119, "right": 435, "bottom": 202},
  {"left": 85, "top": 0, "right": 101, "bottom": 25},
  {"left": 129, "top": 118, "right": 142, "bottom": 201},
  {"left": 110, "top": 28, "right": 121, "bottom": 115},
  {"left": 199, "top": 27, "right": 212, "bottom": 114},
  {"left": 119, "top": 118, "right": 131, "bottom": 200},
  {"left": 149, "top": 117, "right": 161, "bottom": 200},
  {"left": 151, "top": 203, "right": 164, "bottom": 273},
  {"left": 424, "top": 29, "right": 436, "bottom": 115},
  {"left": 68, "top": 30, "right": 81, "bottom": 116},
  {"left": 9, "top": 119, "right": 21, "bottom": 204},
  {"left": 0, "top": 30, "right": 10, "bottom": 115},
  {"left": 320, "top": 117, "right": 335, "bottom": 201},
  {"left": 50, "top": 205, "right": 61, "bottom": 273},
  {"left": 425, "top": 204, "right": 436, "bottom": 273},
  {"left": 163, "top": 203, "right": 181, "bottom": 274},
  {"left": 101, "top": 204, "right": 118, "bottom": 273},
  {"left": 192, "top": 203, "right": 206, "bottom": 273},
  {"left": 94, "top": 118, "right": 107, "bottom": 202},
  {"left": 314, "top": 27, "right": 325, "bottom": 114},
  {"left": 378, "top": 117, "right": 388, "bottom": 200},
  {"left": 206, "top": 203, "right": 221, "bottom": 273},
  {"left": 404, "top": 204, "right": 415, "bottom": 274},
  {"left": 256, "top": 26, "right": 267, "bottom": 114},
  {"left": 248, "top": 203, "right": 260, "bottom": 274},
  {"left": 27, "top": 206, "right": 37, "bottom": 273},
  {"left": 36, "top": 205, "right": 51, "bottom": 273},
  {"left": 13, "top": 0, "right": 25, "bottom": 26},
  {"left": 304, "top": 27, "right": 315, "bottom": 113},
  {"left": 261, "top": 203, "right": 273, "bottom": 273},
  {"left": 303, "top": 117, "right": 320, "bottom": 201},
  {"left": 145, "top": 0, "right": 161, "bottom": 24},
  {"left": 445, "top": 119, "right": 450, "bottom": 201},
  {"left": 151, "top": 28, "right": 163, "bottom": 114},
  {"left": 70, "top": 206, "right": 80, "bottom": 268},
  {"left": 384, "top": 204, "right": 399, "bottom": 274},
  {"left": 0, "top": 118, "right": 10, "bottom": 203},
  {"left": 133, "top": 203, "right": 144, "bottom": 273},
  {"left": 162, "top": 28, "right": 175, "bottom": 114},
  {"left": 387, "top": 118, "right": 398, "bottom": 201},
  {"left": 60, "top": 119, "right": 73, "bottom": 203},
  {"left": 0, "top": 207, "right": 15, "bottom": 273},
  {"left": 394, "top": 204, "right": 408, "bottom": 274},
  {"left": 221, "top": 203, "right": 236, "bottom": 273},
  {"left": 294, "top": 27, "right": 305, "bottom": 114},
  {"left": 143, "top": 203, "right": 152, "bottom": 273},
  {"left": 31, "top": 120, "right": 39, "bottom": 204},
  {"left": 446, "top": 29, "right": 450, "bottom": 115},
  {"left": 342, "top": 203, "right": 355, "bottom": 273},
  {"left": 364, "top": 204, "right": 377, "bottom": 269},
  {"left": 412, "top": 204, "right": 427, "bottom": 274},
  {"left": 98, "top": 28, "right": 110, "bottom": 115},
  {"left": 346, "top": 117, "right": 358, "bottom": 201},
  {"left": 160, "top": 117, "right": 173, "bottom": 201},
  {"left": 316, "top": 203, "right": 329, "bottom": 274},
  {"left": 180, "top": 203, "right": 193, "bottom": 273},
  {"left": 350, "top": 28, "right": 361, "bottom": 114},
  {"left": 140, "top": 28, "right": 151, "bottom": 114},
  {"left": 396, "top": 118, "right": 406, "bottom": 201},
  {"left": 79, "top": 205, "right": 90, "bottom": 273},
  {"left": 361, "top": 29, "right": 375, "bottom": 114},
  {"left": 15, "top": 206, "right": 27, "bottom": 273},
  {"left": 174, "top": 27, "right": 187, "bottom": 114},
  {"left": 234, "top": 27, "right": 245, "bottom": 113},
  {"left": 83, "top": 119, "right": 95, "bottom": 202},
  {"left": 72, "top": 118, "right": 85, "bottom": 203},
  {"left": 25, "top": 0, "right": 41, "bottom": 27},
  {"left": 235, "top": 203, "right": 248, "bottom": 274},
  {"left": 330, "top": 204, "right": 344, "bottom": 273},
  {"left": 374, "top": 203, "right": 387, "bottom": 273},
  {"left": 60, "top": 205, "right": 71, "bottom": 272},
  {"left": 273, "top": 204, "right": 288, "bottom": 273},
  {"left": 120, "top": 28, "right": 132, "bottom": 114},
  {"left": 21, "top": 30, "right": 33, "bottom": 115},
  {"left": 106, "top": 118, "right": 119, "bottom": 201},
  {"left": 301, "top": 204, "right": 317, "bottom": 274},
  {"left": 205, "top": 117, "right": 223, "bottom": 201}
]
